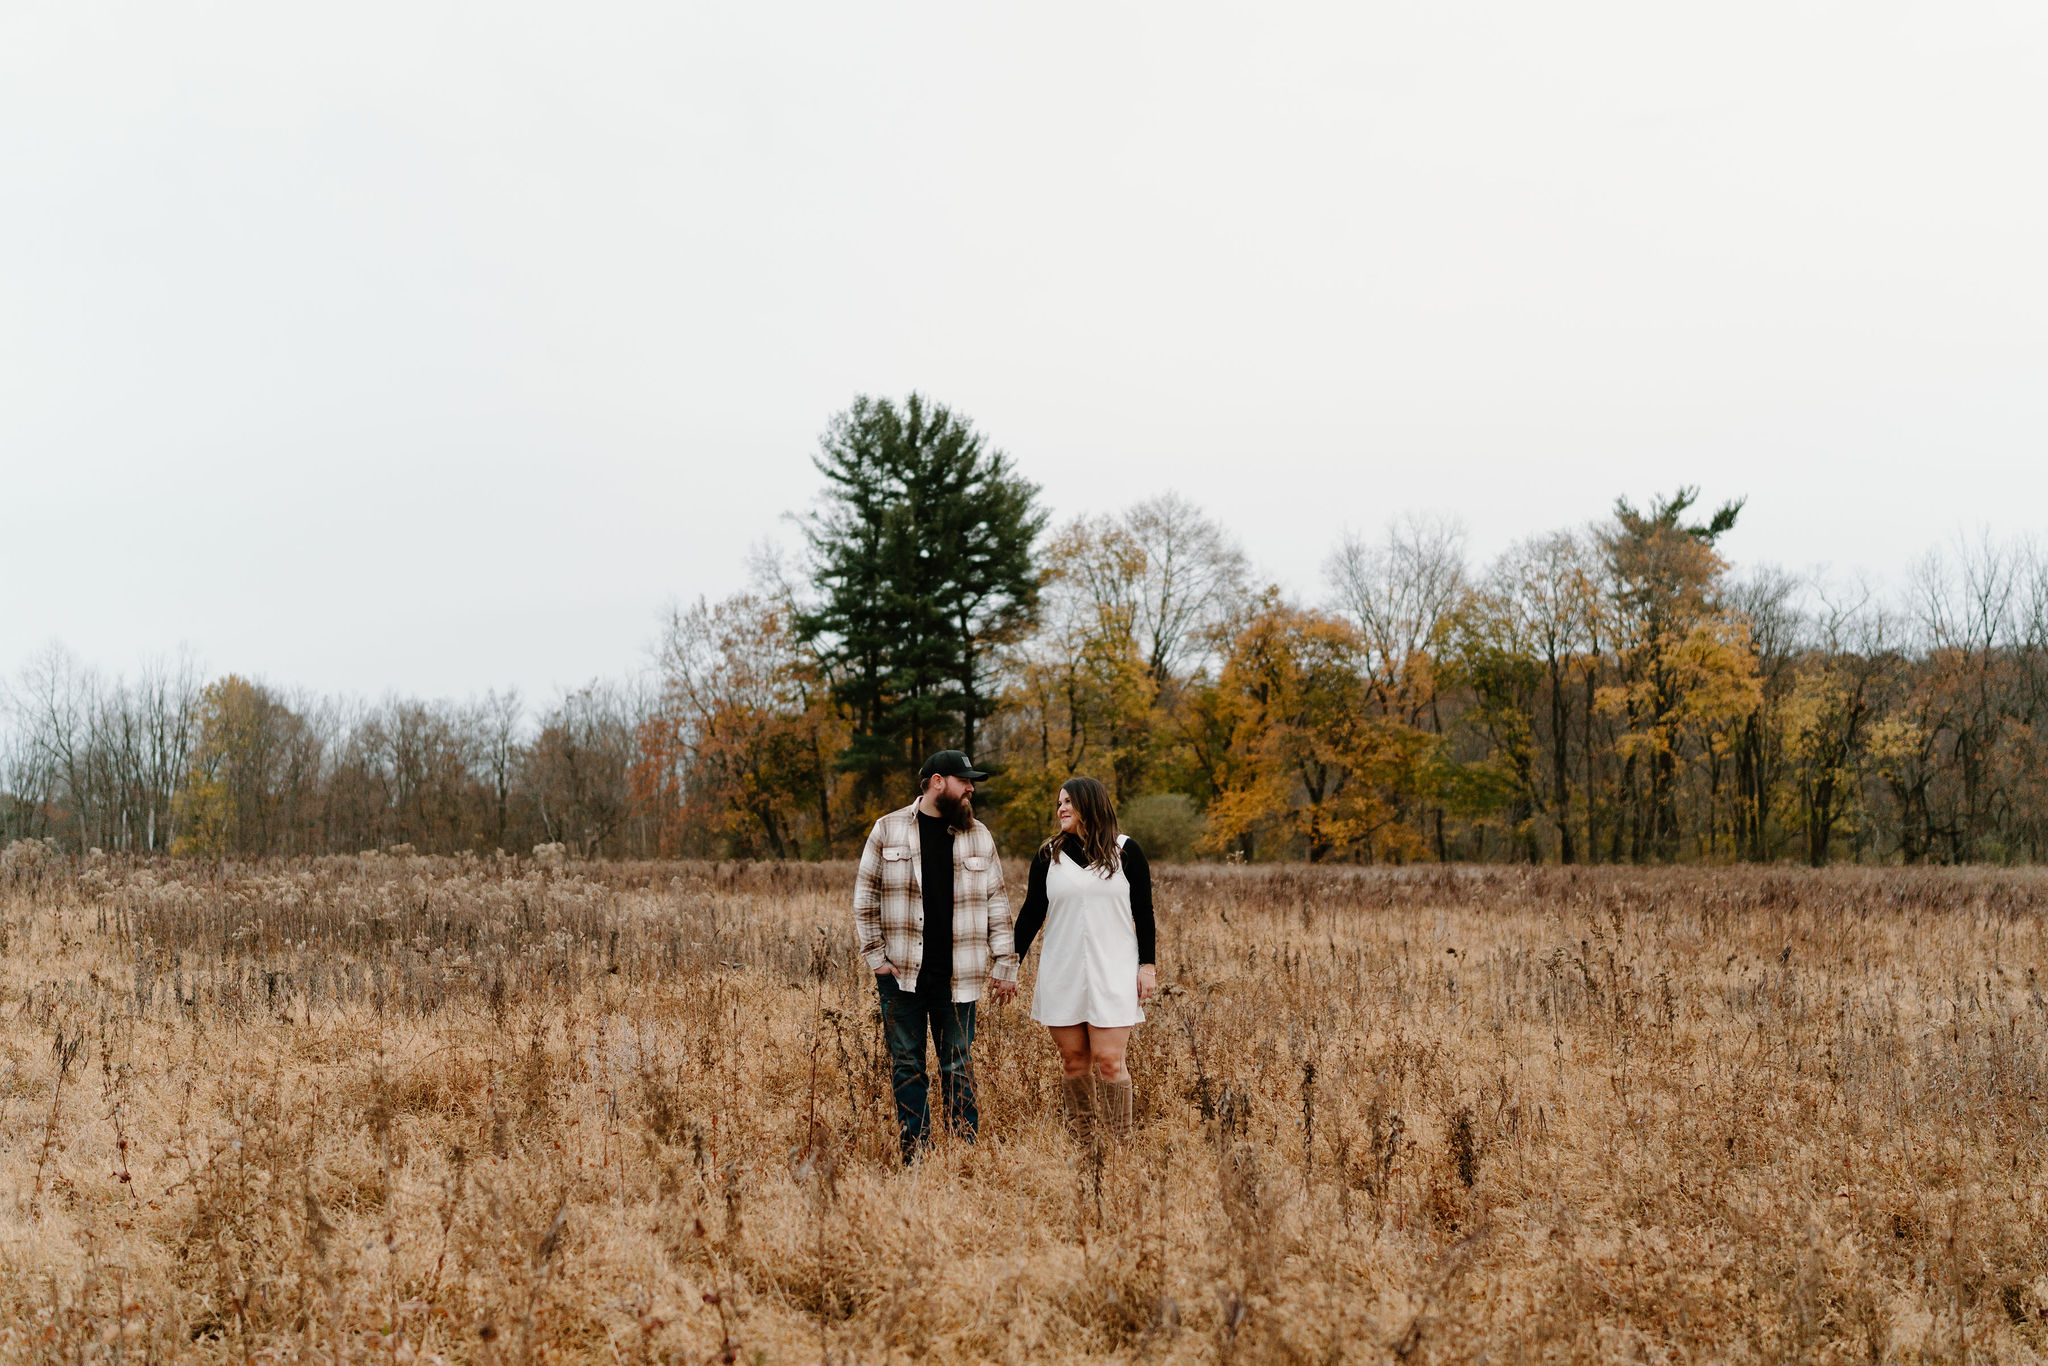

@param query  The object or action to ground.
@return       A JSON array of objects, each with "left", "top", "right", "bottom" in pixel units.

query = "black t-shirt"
[{"left": 916, "top": 810, "right": 953, "bottom": 1000}]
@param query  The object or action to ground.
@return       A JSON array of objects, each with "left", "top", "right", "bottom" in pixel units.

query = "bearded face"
[{"left": 935, "top": 787, "right": 975, "bottom": 833}]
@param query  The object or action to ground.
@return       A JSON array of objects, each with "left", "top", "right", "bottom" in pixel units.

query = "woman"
[{"left": 1012, "top": 777, "right": 1156, "bottom": 1138}]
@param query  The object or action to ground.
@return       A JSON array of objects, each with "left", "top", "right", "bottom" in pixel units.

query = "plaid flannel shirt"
[{"left": 852, "top": 802, "right": 1018, "bottom": 1002}]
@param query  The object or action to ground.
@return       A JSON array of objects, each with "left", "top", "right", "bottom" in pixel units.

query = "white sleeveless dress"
[{"left": 1031, "top": 834, "right": 1144, "bottom": 1028}]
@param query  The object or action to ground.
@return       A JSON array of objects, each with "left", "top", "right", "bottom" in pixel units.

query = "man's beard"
[{"left": 935, "top": 791, "right": 974, "bottom": 833}]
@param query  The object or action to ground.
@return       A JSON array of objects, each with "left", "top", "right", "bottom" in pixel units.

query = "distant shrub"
[{"left": 1120, "top": 793, "right": 1205, "bottom": 863}]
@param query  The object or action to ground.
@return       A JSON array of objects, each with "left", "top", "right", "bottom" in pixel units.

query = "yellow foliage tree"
[
  {"left": 172, "top": 675, "right": 289, "bottom": 858},
  {"left": 1598, "top": 614, "right": 1761, "bottom": 857},
  {"left": 989, "top": 520, "right": 1159, "bottom": 844},
  {"left": 1598, "top": 488, "right": 1752, "bottom": 859},
  {"left": 1202, "top": 595, "right": 1430, "bottom": 862}
]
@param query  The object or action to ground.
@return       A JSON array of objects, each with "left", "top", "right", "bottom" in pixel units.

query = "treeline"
[
  {"left": 7, "top": 394, "right": 2048, "bottom": 865},
  {"left": 0, "top": 653, "right": 653, "bottom": 859}
]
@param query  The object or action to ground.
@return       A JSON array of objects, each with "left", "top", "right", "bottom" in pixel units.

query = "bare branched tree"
[
  {"left": 1122, "top": 493, "right": 1250, "bottom": 685},
  {"left": 2, "top": 645, "right": 202, "bottom": 851},
  {"left": 1048, "top": 494, "right": 1250, "bottom": 690},
  {"left": 471, "top": 689, "right": 525, "bottom": 850},
  {"left": 522, "top": 682, "right": 646, "bottom": 859},
  {"left": 1485, "top": 531, "right": 1599, "bottom": 861},
  {"left": 1326, "top": 513, "right": 1468, "bottom": 722},
  {"left": 1907, "top": 531, "right": 2027, "bottom": 862}
]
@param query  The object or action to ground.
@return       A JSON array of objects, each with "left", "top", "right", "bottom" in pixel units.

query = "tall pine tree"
[{"left": 797, "top": 394, "right": 1045, "bottom": 809}]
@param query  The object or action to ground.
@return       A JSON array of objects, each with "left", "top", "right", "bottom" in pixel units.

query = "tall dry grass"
[{"left": 3, "top": 849, "right": 2048, "bottom": 1362}]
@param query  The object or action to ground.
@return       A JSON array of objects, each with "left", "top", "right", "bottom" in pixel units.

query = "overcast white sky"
[{"left": 5, "top": 2, "right": 2044, "bottom": 702}]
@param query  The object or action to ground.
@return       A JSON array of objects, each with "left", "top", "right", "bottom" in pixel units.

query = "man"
[{"left": 852, "top": 750, "right": 1019, "bottom": 1163}]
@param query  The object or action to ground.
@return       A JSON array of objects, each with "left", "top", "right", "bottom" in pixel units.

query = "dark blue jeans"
[{"left": 877, "top": 975, "right": 978, "bottom": 1163}]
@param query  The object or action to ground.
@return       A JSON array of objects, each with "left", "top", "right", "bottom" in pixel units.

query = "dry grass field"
[{"left": 4, "top": 850, "right": 2048, "bottom": 1363}]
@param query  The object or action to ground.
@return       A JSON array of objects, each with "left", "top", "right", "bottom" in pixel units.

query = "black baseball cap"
[{"left": 919, "top": 750, "right": 990, "bottom": 783}]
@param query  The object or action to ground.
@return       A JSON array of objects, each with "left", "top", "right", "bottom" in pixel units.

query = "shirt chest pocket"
[
  {"left": 959, "top": 854, "right": 990, "bottom": 891},
  {"left": 880, "top": 845, "right": 916, "bottom": 888}
]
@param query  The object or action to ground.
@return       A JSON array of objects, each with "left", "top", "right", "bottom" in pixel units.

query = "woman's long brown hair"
[{"left": 1043, "top": 776, "right": 1121, "bottom": 877}]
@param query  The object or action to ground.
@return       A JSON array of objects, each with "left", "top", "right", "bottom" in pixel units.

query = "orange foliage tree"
[{"left": 638, "top": 595, "right": 845, "bottom": 859}]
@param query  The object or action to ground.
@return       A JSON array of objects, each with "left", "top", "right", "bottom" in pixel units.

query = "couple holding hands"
[{"left": 852, "top": 750, "right": 1156, "bottom": 1163}]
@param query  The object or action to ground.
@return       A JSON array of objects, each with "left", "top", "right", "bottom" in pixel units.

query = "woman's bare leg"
[
  {"left": 1086, "top": 1025, "right": 1132, "bottom": 1082},
  {"left": 1047, "top": 1024, "right": 1097, "bottom": 1135},
  {"left": 1047, "top": 1024, "right": 1094, "bottom": 1078}
]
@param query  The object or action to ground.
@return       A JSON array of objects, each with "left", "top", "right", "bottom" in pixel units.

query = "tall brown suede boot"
[
  {"left": 1098, "top": 1078, "right": 1133, "bottom": 1138},
  {"left": 1061, "top": 1075, "right": 1097, "bottom": 1139}
]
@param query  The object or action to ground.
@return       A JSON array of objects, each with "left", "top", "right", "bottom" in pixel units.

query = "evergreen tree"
[{"left": 797, "top": 394, "right": 1045, "bottom": 808}]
